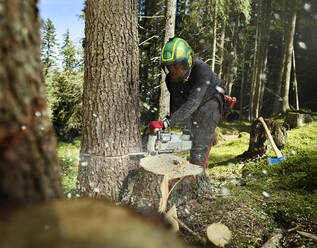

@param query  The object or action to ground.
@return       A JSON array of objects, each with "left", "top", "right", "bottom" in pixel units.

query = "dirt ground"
[{"left": 175, "top": 175, "right": 317, "bottom": 248}]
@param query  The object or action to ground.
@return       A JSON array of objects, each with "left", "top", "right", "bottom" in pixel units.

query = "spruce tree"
[
  {"left": 41, "top": 18, "right": 58, "bottom": 76},
  {"left": 61, "top": 30, "right": 78, "bottom": 73}
]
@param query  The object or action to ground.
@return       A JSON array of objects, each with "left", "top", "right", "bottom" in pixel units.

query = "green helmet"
[{"left": 161, "top": 37, "right": 193, "bottom": 68}]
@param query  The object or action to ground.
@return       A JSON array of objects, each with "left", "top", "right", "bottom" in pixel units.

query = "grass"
[
  {"left": 57, "top": 121, "right": 317, "bottom": 246},
  {"left": 57, "top": 139, "right": 80, "bottom": 194},
  {"left": 204, "top": 121, "right": 317, "bottom": 247}
]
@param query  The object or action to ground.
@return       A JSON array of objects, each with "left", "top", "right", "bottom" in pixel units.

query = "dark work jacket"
[{"left": 166, "top": 60, "right": 224, "bottom": 127}]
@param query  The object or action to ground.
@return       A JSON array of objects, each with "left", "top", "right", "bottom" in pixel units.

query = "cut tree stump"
[
  {"left": 284, "top": 112, "right": 305, "bottom": 129},
  {"left": 121, "top": 154, "right": 211, "bottom": 211},
  {"left": 238, "top": 118, "right": 287, "bottom": 159}
]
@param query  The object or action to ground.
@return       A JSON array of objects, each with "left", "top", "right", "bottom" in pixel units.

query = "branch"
[
  {"left": 172, "top": 216, "right": 207, "bottom": 245},
  {"left": 297, "top": 231, "right": 317, "bottom": 242},
  {"left": 138, "top": 15, "right": 164, "bottom": 19},
  {"left": 139, "top": 35, "right": 159, "bottom": 46}
]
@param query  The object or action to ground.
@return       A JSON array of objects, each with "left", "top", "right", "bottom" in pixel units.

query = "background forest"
[
  {"left": 1, "top": 0, "right": 316, "bottom": 247},
  {"left": 41, "top": 0, "right": 317, "bottom": 141}
]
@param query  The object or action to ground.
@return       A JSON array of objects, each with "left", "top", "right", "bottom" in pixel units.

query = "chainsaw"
[
  {"left": 129, "top": 94, "right": 238, "bottom": 159},
  {"left": 129, "top": 129, "right": 192, "bottom": 160}
]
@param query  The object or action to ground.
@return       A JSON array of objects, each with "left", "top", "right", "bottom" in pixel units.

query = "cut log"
[
  {"left": 238, "top": 119, "right": 287, "bottom": 159},
  {"left": 121, "top": 154, "right": 211, "bottom": 211}
]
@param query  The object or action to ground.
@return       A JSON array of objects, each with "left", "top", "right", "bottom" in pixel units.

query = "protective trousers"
[{"left": 189, "top": 99, "right": 220, "bottom": 169}]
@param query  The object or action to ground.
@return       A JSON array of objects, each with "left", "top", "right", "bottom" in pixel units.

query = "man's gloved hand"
[{"left": 148, "top": 119, "right": 169, "bottom": 133}]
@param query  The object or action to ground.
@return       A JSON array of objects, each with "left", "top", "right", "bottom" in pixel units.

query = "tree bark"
[
  {"left": 282, "top": 0, "right": 297, "bottom": 112},
  {"left": 0, "top": 0, "right": 64, "bottom": 205},
  {"left": 258, "top": 0, "right": 272, "bottom": 114},
  {"left": 77, "top": 0, "right": 142, "bottom": 201},
  {"left": 249, "top": 11, "right": 259, "bottom": 121},
  {"left": 273, "top": 0, "right": 287, "bottom": 114},
  {"left": 211, "top": 0, "right": 218, "bottom": 72},
  {"left": 158, "top": 0, "right": 177, "bottom": 120},
  {"left": 218, "top": 19, "right": 226, "bottom": 79},
  {"left": 252, "top": 0, "right": 271, "bottom": 119},
  {"left": 292, "top": 48, "right": 299, "bottom": 110},
  {"left": 239, "top": 43, "right": 246, "bottom": 117}
]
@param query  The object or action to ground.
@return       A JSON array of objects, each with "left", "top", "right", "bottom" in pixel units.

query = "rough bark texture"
[
  {"left": 158, "top": 0, "right": 176, "bottom": 120},
  {"left": 0, "top": 0, "right": 64, "bottom": 204},
  {"left": 77, "top": 0, "right": 142, "bottom": 201},
  {"left": 238, "top": 119, "right": 287, "bottom": 159},
  {"left": 121, "top": 167, "right": 212, "bottom": 211}
]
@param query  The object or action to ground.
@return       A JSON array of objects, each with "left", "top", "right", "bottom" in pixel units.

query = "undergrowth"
[
  {"left": 206, "top": 121, "right": 317, "bottom": 247},
  {"left": 57, "top": 121, "right": 317, "bottom": 246}
]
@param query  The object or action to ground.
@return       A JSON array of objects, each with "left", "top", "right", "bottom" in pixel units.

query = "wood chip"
[
  {"left": 158, "top": 175, "right": 169, "bottom": 213},
  {"left": 206, "top": 222, "right": 232, "bottom": 248},
  {"left": 165, "top": 205, "right": 179, "bottom": 232}
]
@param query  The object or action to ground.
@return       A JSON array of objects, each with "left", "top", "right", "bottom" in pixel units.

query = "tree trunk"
[
  {"left": 158, "top": 0, "right": 177, "bottom": 120},
  {"left": 252, "top": 0, "right": 271, "bottom": 119},
  {"left": 273, "top": 0, "right": 287, "bottom": 114},
  {"left": 77, "top": 0, "right": 142, "bottom": 201},
  {"left": 211, "top": 0, "right": 218, "bottom": 72},
  {"left": 218, "top": 19, "right": 226, "bottom": 79},
  {"left": 282, "top": 0, "right": 297, "bottom": 112},
  {"left": 258, "top": 0, "right": 272, "bottom": 113},
  {"left": 239, "top": 43, "right": 246, "bottom": 117},
  {"left": 292, "top": 48, "right": 299, "bottom": 110},
  {"left": 0, "top": 0, "right": 64, "bottom": 205},
  {"left": 249, "top": 12, "right": 259, "bottom": 121}
]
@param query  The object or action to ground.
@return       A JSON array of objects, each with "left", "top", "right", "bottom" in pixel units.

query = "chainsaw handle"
[{"left": 224, "top": 95, "right": 237, "bottom": 109}]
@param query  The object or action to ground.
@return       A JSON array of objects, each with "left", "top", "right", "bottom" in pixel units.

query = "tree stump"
[
  {"left": 284, "top": 112, "right": 305, "bottom": 129},
  {"left": 238, "top": 118, "right": 287, "bottom": 159},
  {"left": 121, "top": 154, "right": 211, "bottom": 212}
]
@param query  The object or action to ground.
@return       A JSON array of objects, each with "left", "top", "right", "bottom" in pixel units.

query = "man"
[{"left": 149, "top": 37, "right": 225, "bottom": 169}]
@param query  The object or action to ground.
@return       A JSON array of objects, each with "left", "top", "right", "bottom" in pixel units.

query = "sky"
[{"left": 37, "top": 0, "right": 85, "bottom": 48}]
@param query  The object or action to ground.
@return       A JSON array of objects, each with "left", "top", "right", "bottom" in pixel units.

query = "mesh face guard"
[{"left": 161, "top": 37, "right": 193, "bottom": 68}]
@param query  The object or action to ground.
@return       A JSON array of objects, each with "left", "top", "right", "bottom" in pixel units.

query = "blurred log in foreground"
[{"left": 0, "top": 199, "right": 186, "bottom": 248}]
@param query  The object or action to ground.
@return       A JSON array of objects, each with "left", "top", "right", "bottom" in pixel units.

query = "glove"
[{"left": 148, "top": 119, "right": 169, "bottom": 133}]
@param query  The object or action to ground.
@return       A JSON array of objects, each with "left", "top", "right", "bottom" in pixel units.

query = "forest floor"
[{"left": 58, "top": 120, "right": 317, "bottom": 248}]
